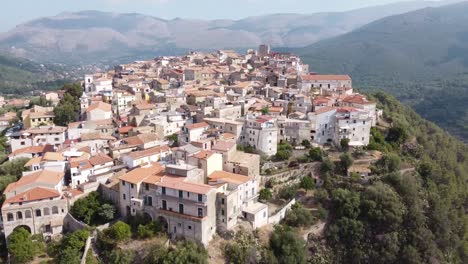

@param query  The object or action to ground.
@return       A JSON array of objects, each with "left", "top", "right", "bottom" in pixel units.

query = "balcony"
[{"left": 156, "top": 208, "right": 206, "bottom": 222}]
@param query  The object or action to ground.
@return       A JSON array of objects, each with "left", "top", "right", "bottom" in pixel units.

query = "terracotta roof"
[
  {"left": 86, "top": 101, "right": 112, "bottom": 112},
  {"left": 9, "top": 145, "right": 54, "bottom": 157},
  {"left": 157, "top": 176, "right": 214, "bottom": 194},
  {"left": 24, "top": 157, "right": 43, "bottom": 167},
  {"left": 212, "top": 141, "right": 236, "bottom": 152},
  {"left": 315, "top": 106, "right": 336, "bottom": 114},
  {"left": 342, "top": 95, "right": 375, "bottom": 105},
  {"left": 301, "top": 74, "right": 351, "bottom": 81},
  {"left": 337, "top": 107, "right": 359, "bottom": 113},
  {"left": 4, "top": 187, "right": 60, "bottom": 205},
  {"left": 89, "top": 153, "right": 113, "bottom": 166},
  {"left": 4, "top": 170, "right": 64, "bottom": 194},
  {"left": 208, "top": 171, "right": 252, "bottom": 185},
  {"left": 70, "top": 159, "right": 93, "bottom": 170},
  {"left": 135, "top": 103, "right": 156, "bottom": 110},
  {"left": 186, "top": 122, "right": 209, "bottom": 130},
  {"left": 125, "top": 145, "right": 171, "bottom": 160},
  {"left": 192, "top": 150, "right": 215, "bottom": 160},
  {"left": 24, "top": 126, "right": 67, "bottom": 134},
  {"left": 119, "top": 163, "right": 165, "bottom": 184},
  {"left": 118, "top": 126, "right": 134, "bottom": 134},
  {"left": 43, "top": 152, "right": 65, "bottom": 161}
]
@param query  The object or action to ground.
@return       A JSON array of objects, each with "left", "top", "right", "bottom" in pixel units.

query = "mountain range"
[
  {"left": 295, "top": 1, "right": 468, "bottom": 140},
  {"left": 0, "top": 0, "right": 455, "bottom": 64}
]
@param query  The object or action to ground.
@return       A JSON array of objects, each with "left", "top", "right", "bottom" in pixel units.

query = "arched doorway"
[
  {"left": 156, "top": 216, "right": 168, "bottom": 233},
  {"left": 13, "top": 225, "right": 32, "bottom": 234},
  {"left": 143, "top": 212, "right": 153, "bottom": 222}
]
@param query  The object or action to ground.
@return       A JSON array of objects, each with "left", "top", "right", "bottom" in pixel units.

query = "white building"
[{"left": 240, "top": 115, "right": 278, "bottom": 156}]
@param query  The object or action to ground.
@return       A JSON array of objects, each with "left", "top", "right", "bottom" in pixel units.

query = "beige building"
[
  {"left": 86, "top": 101, "right": 113, "bottom": 121},
  {"left": 118, "top": 163, "right": 217, "bottom": 245},
  {"left": 1, "top": 170, "right": 68, "bottom": 238},
  {"left": 21, "top": 106, "right": 55, "bottom": 129}
]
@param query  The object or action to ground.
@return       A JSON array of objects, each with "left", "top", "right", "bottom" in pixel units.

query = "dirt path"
[{"left": 302, "top": 221, "right": 326, "bottom": 241}]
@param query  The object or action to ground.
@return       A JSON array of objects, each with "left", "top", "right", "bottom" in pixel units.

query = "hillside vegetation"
[
  {"left": 310, "top": 92, "right": 468, "bottom": 263},
  {"left": 296, "top": 1, "right": 468, "bottom": 140},
  {"left": 0, "top": 54, "right": 69, "bottom": 95}
]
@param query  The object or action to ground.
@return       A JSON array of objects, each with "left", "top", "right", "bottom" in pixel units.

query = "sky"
[{"left": 0, "top": 0, "right": 444, "bottom": 32}]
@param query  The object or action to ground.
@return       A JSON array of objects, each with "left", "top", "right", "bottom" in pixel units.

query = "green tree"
[
  {"left": 224, "top": 228, "right": 258, "bottom": 264},
  {"left": 98, "top": 203, "right": 116, "bottom": 222},
  {"left": 63, "top": 83, "right": 83, "bottom": 98},
  {"left": 374, "top": 153, "right": 401, "bottom": 174},
  {"left": 301, "top": 140, "right": 311, "bottom": 148},
  {"left": 53, "top": 101, "right": 76, "bottom": 126},
  {"left": 300, "top": 176, "right": 315, "bottom": 190},
  {"left": 0, "top": 157, "right": 29, "bottom": 179},
  {"left": 274, "top": 150, "right": 291, "bottom": 161},
  {"left": 259, "top": 188, "right": 273, "bottom": 201},
  {"left": 320, "top": 158, "right": 334, "bottom": 174},
  {"left": 340, "top": 138, "right": 350, "bottom": 151},
  {"left": 386, "top": 125, "right": 408, "bottom": 145},
  {"left": 70, "top": 191, "right": 116, "bottom": 225},
  {"left": 261, "top": 107, "right": 270, "bottom": 114},
  {"left": 284, "top": 203, "right": 315, "bottom": 227},
  {"left": 309, "top": 147, "right": 323, "bottom": 161},
  {"left": 167, "top": 240, "right": 208, "bottom": 264},
  {"left": 269, "top": 225, "right": 307, "bottom": 264},
  {"left": 339, "top": 153, "right": 353, "bottom": 175},
  {"left": 107, "top": 249, "right": 135, "bottom": 264},
  {"left": 278, "top": 185, "right": 298, "bottom": 200},
  {"left": 7, "top": 227, "right": 38, "bottom": 263},
  {"left": 106, "top": 221, "right": 131, "bottom": 242}
]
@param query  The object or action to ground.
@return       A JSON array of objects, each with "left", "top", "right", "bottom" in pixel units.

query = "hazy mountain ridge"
[
  {"left": 296, "top": 1, "right": 468, "bottom": 140},
  {"left": 0, "top": 1, "right": 453, "bottom": 64}
]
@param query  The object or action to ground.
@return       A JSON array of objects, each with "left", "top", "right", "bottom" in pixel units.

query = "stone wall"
[
  {"left": 63, "top": 213, "right": 87, "bottom": 232},
  {"left": 260, "top": 162, "right": 319, "bottom": 185},
  {"left": 268, "top": 198, "right": 296, "bottom": 225}
]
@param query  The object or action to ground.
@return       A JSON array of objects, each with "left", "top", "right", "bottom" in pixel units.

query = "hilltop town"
[{"left": 0, "top": 45, "right": 382, "bottom": 262}]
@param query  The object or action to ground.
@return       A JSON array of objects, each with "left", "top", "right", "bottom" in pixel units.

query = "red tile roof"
[
  {"left": 301, "top": 74, "right": 351, "bottom": 81},
  {"left": 186, "top": 122, "right": 209, "bottom": 130},
  {"left": 4, "top": 187, "right": 60, "bottom": 205}
]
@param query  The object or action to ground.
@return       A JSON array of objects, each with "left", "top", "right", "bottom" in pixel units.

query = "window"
[
  {"left": 221, "top": 209, "right": 225, "bottom": 216},
  {"left": 198, "top": 194, "right": 203, "bottom": 202},
  {"left": 179, "top": 190, "right": 183, "bottom": 198},
  {"left": 123, "top": 194, "right": 126, "bottom": 200},
  {"left": 122, "top": 181, "right": 126, "bottom": 186},
  {"left": 179, "top": 204, "right": 184, "bottom": 214},
  {"left": 148, "top": 196, "right": 153, "bottom": 206},
  {"left": 162, "top": 200, "right": 167, "bottom": 210},
  {"left": 221, "top": 198, "right": 225, "bottom": 205},
  {"left": 55, "top": 138, "right": 60, "bottom": 141},
  {"left": 16, "top": 212, "right": 23, "bottom": 220},
  {"left": 130, "top": 183, "right": 134, "bottom": 189},
  {"left": 35, "top": 209, "right": 42, "bottom": 217},
  {"left": 52, "top": 206, "right": 58, "bottom": 214},
  {"left": 198, "top": 208, "right": 203, "bottom": 217},
  {"left": 162, "top": 187, "right": 166, "bottom": 195},
  {"left": 145, "top": 183, "right": 149, "bottom": 191},
  {"left": 44, "top": 208, "right": 50, "bottom": 216},
  {"left": 187, "top": 192, "right": 190, "bottom": 197},
  {"left": 7, "top": 213, "right": 14, "bottom": 221},
  {"left": 188, "top": 225, "right": 192, "bottom": 230}
]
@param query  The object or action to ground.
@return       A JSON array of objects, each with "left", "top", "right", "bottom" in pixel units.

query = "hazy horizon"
[{"left": 0, "top": 0, "right": 450, "bottom": 32}]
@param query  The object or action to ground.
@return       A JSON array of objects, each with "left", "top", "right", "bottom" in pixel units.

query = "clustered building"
[{"left": 1, "top": 45, "right": 380, "bottom": 245}]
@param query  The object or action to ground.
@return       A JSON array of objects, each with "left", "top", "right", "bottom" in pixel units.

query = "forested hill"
[
  {"left": 295, "top": 1, "right": 468, "bottom": 141},
  {"left": 0, "top": 54, "right": 69, "bottom": 95},
  {"left": 312, "top": 92, "right": 468, "bottom": 263}
]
